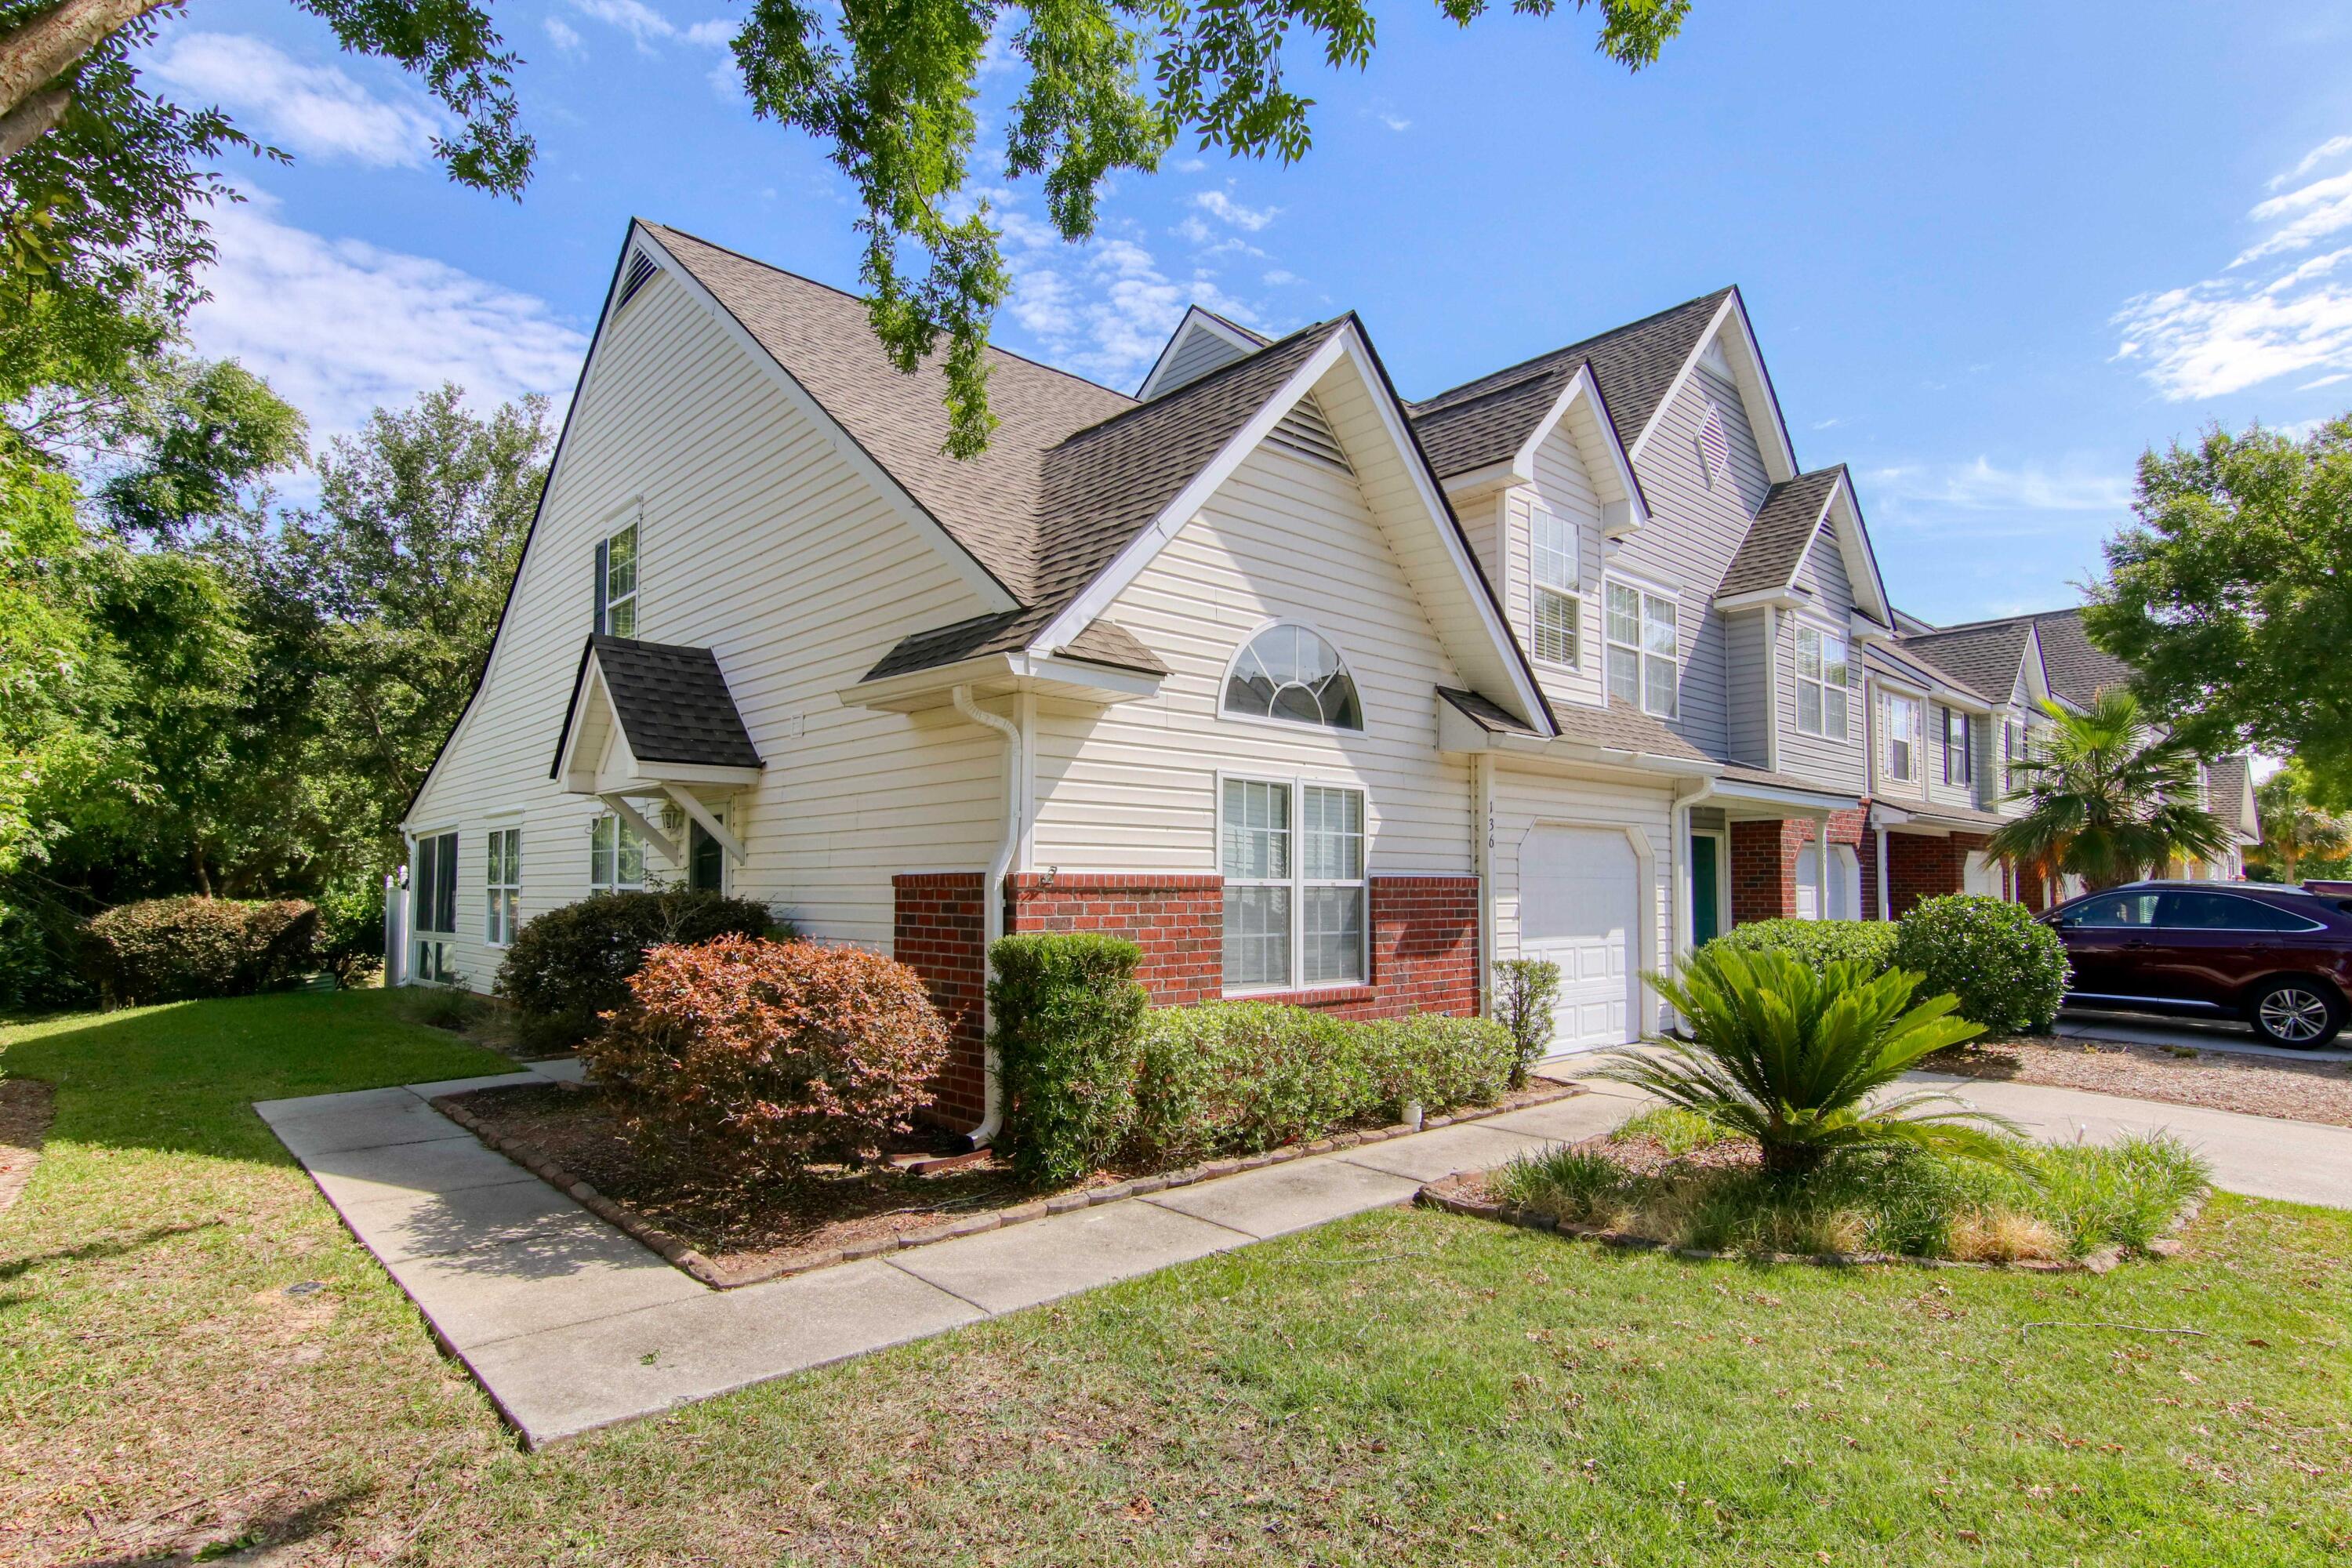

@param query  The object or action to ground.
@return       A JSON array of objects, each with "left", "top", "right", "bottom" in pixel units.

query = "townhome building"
[{"left": 394, "top": 220, "right": 2255, "bottom": 1119}]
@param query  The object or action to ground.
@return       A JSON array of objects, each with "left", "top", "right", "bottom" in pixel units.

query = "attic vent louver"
[
  {"left": 1266, "top": 394, "right": 1352, "bottom": 474},
  {"left": 618, "top": 251, "right": 660, "bottom": 309}
]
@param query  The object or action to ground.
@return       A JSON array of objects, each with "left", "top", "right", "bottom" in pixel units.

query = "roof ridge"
[
  {"left": 1414, "top": 285, "right": 1736, "bottom": 411},
  {"left": 1410, "top": 358, "right": 1584, "bottom": 419},
  {"left": 641, "top": 220, "right": 1139, "bottom": 407},
  {"left": 1916, "top": 606, "right": 2082, "bottom": 635},
  {"left": 1051, "top": 316, "right": 1342, "bottom": 448}
]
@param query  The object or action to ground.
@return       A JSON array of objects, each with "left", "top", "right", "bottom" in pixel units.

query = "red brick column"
[
  {"left": 1859, "top": 825, "right": 1882, "bottom": 921},
  {"left": 891, "top": 872, "right": 989, "bottom": 1129},
  {"left": 1005, "top": 872, "right": 1224, "bottom": 1004},
  {"left": 1729, "top": 811, "right": 1868, "bottom": 927},
  {"left": 1360, "top": 874, "right": 1480, "bottom": 1020}
]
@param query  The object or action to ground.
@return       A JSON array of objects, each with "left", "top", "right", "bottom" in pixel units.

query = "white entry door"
[
  {"left": 1964, "top": 851, "right": 1999, "bottom": 898},
  {"left": 1520, "top": 826, "right": 1641, "bottom": 1053}
]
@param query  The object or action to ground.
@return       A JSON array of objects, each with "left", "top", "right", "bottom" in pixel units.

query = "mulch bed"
[
  {"left": 1922, "top": 1035, "right": 2352, "bottom": 1128},
  {"left": 0, "top": 1077, "right": 53, "bottom": 1219},
  {"left": 441, "top": 1073, "right": 1583, "bottom": 1288}
]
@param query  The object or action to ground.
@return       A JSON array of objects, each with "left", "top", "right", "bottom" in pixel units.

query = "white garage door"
[{"left": 1520, "top": 826, "right": 1640, "bottom": 1053}]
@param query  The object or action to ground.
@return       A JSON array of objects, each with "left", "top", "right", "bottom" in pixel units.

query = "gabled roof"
[
  {"left": 2205, "top": 755, "right": 2261, "bottom": 843},
  {"left": 645, "top": 223, "right": 1135, "bottom": 606},
  {"left": 1896, "top": 620, "right": 2035, "bottom": 702},
  {"left": 1719, "top": 467, "right": 1844, "bottom": 598},
  {"left": 1916, "top": 606, "right": 2132, "bottom": 710},
  {"left": 1406, "top": 289, "right": 1734, "bottom": 477},
  {"left": 1864, "top": 641, "right": 1992, "bottom": 705},
  {"left": 553, "top": 635, "right": 762, "bottom": 778},
  {"left": 861, "top": 318, "right": 1351, "bottom": 677},
  {"left": 1137, "top": 305, "right": 1269, "bottom": 400}
]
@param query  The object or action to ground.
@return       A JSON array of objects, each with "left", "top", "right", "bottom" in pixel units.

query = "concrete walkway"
[{"left": 259, "top": 1073, "right": 1646, "bottom": 1447}]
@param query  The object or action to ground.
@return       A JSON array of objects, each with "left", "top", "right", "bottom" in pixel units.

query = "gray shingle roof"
[
  {"left": 1714, "top": 763, "right": 1865, "bottom": 804},
  {"left": 1864, "top": 643, "right": 1991, "bottom": 704},
  {"left": 1895, "top": 622, "right": 2031, "bottom": 703},
  {"left": 1719, "top": 467, "right": 1843, "bottom": 598},
  {"left": 1438, "top": 687, "right": 1544, "bottom": 737},
  {"left": 2020, "top": 608, "right": 2134, "bottom": 708},
  {"left": 2205, "top": 754, "right": 2257, "bottom": 840},
  {"left": 561, "top": 635, "right": 762, "bottom": 773},
  {"left": 1440, "top": 688, "right": 1718, "bottom": 765},
  {"left": 1406, "top": 288, "right": 1733, "bottom": 477}
]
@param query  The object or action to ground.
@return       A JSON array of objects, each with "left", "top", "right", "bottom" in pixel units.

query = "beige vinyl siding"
[
  {"left": 1925, "top": 701, "right": 1985, "bottom": 811},
  {"left": 1873, "top": 684, "right": 1929, "bottom": 803},
  {"left": 1488, "top": 760, "right": 1677, "bottom": 1036},
  {"left": 1031, "top": 437, "right": 1473, "bottom": 875},
  {"left": 1619, "top": 363, "right": 1769, "bottom": 758},
  {"left": 404, "top": 270, "right": 1000, "bottom": 989},
  {"left": 1518, "top": 416, "right": 1610, "bottom": 711},
  {"left": 1153, "top": 323, "right": 1251, "bottom": 395}
]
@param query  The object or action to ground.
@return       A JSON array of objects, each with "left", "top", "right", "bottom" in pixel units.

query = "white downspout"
[
  {"left": 1875, "top": 812, "right": 1892, "bottom": 922},
  {"left": 1472, "top": 752, "right": 1495, "bottom": 1017},
  {"left": 952, "top": 683, "right": 1024, "bottom": 1149},
  {"left": 1814, "top": 811, "right": 1833, "bottom": 920}
]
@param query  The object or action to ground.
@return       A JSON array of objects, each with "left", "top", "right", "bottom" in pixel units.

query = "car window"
[
  {"left": 2154, "top": 891, "right": 2320, "bottom": 931},
  {"left": 2067, "top": 892, "right": 2160, "bottom": 927}
]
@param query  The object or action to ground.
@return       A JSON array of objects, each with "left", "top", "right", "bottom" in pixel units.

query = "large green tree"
[
  {"left": 2, "top": 1, "right": 1692, "bottom": 456},
  {"left": 2088, "top": 415, "right": 2352, "bottom": 806},
  {"left": 2246, "top": 762, "right": 2351, "bottom": 886}
]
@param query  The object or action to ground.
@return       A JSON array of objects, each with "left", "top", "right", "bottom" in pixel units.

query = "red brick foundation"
[
  {"left": 893, "top": 869, "right": 1483, "bottom": 1131},
  {"left": 891, "top": 872, "right": 989, "bottom": 1128},
  {"left": 1882, "top": 830, "right": 1993, "bottom": 919},
  {"left": 1729, "top": 810, "right": 1867, "bottom": 926}
]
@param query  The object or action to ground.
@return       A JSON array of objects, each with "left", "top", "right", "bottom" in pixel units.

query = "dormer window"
[
  {"left": 1222, "top": 624, "right": 1363, "bottom": 731},
  {"left": 1606, "top": 582, "right": 1678, "bottom": 718},
  {"left": 596, "top": 518, "right": 638, "bottom": 637},
  {"left": 1530, "top": 504, "right": 1579, "bottom": 667}
]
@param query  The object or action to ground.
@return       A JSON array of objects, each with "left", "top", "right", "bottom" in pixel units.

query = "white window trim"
[
  {"left": 1602, "top": 575, "right": 1680, "bottom": 719},
  {"left": 1215, "top": 618, "right": 1367, "bottom": 735},
  {"left": 485, "top": 823, "right": 522, "bottom": 948},
  {"left": 1527, "top": 502, "right": 1582, "bottom": 670},
  {"left": 1793, "top": 617, "right": 1852, "bottom": 741},
  {"left": 408, "top": 825, "right": 460, "bottom": 936},
  {"left": 590, "top": 810, "right": 650, "bottom": 895},
  {"left": 1214, "top": 768, "right": 1370, "bottom": 997},
  {"left": 1942, "top": 705, "right": 1976, "bottom": 788},
  {"left": 1886, "top": 693, "right": 1922, "bottom": 783},
  {"left": 599, "top": 499, "right": 643, "bottom": 639}
]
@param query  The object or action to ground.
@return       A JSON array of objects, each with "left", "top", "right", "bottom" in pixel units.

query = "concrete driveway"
[{"left": 2056, "top": 1007, "right": 2352, "bottom": 1065}]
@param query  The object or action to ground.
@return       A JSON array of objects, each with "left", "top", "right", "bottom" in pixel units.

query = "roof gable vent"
[
  {"left": 1694, "top": 397, "right": 1730, "bottom": 489},
  {"left": 618, "top": 250, "right": 661, "bottom": 310},
  {"left": 1266, "top": 394, "right": 1353, "bottom": 474}
]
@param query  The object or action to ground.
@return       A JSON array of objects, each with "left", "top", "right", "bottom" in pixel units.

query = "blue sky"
[{"left": 157, "top": 1, "right": 2352, "bottom": 625}]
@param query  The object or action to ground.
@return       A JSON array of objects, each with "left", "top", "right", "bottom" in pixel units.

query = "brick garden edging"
[
  {"left": 1416, "top": 1179, "right": 2208, "bottom": 1276},
  {"left": 432, "top": 1077, "right": 1588, "bottom": 1290}
]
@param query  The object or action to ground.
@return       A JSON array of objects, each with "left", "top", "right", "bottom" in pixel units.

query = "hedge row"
[
  {"left": 989, "top": 932, "right": 1515, "bottom": 1184},
  {"left": 494, "top": 888, "right": 783, "bottom": 1048},
  {"left": 82, "top": 896, "right": 321, "bottom": 1005},
  {"left": 1698, "top": 894, "right": 2068, "bottom": 1036}
]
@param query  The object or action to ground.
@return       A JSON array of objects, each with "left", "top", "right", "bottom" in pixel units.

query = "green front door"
[{"left": 1690, "top": 833, "right": 1721, "bottom": 946}]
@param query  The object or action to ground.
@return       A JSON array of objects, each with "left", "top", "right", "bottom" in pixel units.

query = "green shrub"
[
  {"left": 0, "top": 891, "right": 93, "bottom": 1013},
  {"left": 1891, "top": 894, "right": 2071, "bottom": 1035},
  {"left": 1357, "top": 1012, "right": 1515, "bottom": 1116},
  {"left": 1610, "top": 1105, "right": 1730, "bottom": 1156},
  {"left": 1704, "top": 917, "right": 1897, "bottom": 976},
  {"left": 81, "top": 896, "right": 320, "bottom": 1005},
  {"left": 2027, "top": 1133, "right": 2209, "bottom": 1256},
  {"left": 1492, "top": 958, "right": 1562, "bottom": 1087},
  {"left": 1490, "top": 1144, "right": 1629, "bottom": 1228},
  {"left": 585, "top": 935, "right": 948, "bottom": 1180},
  {"left": 314, "top": 875, "right": 387, "bottom": 989},
  {"left": 494, "top": 888, "right": 781, "bottom": 1048},
  {"left": 1131, "top": 1002, "right": 1366, "bottom": 1167},
  {"left": 990, "top": 933, "right": 1149, "bottom": 1184}
]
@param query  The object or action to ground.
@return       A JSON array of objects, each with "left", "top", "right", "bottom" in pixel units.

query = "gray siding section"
[
  {"left": 1775, "top": 612, "right": 1867, "bottom": 791},
  {"left": 1926, "top": 700, "right": 1981, "bottom": 811},
  {"left": 1793, "top": 519, "right": 1856, "bottom": 612},
  {"left": 1724, "top": 608, "right": 1771, "bottom": 766},
  {"left": 1621, "top": 364, "right": 1769, "bottom": 760},
  {"left": 1153, "top": 325, "right": 1250, "bottom": 396}
]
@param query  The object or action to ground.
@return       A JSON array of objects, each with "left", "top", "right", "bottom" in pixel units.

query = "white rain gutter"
[
  {"left": 1472, "top": 753, "right": 1496, "bottom": 1017},
  {"left": 952, "top": 683, "right": 1023, "bottom": 1149}
]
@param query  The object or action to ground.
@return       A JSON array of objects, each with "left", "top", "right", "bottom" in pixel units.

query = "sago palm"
[
  {"left": 1984, "top": 691, "right": 2230, "bottom": 893},
  {"left": 2247, "top": 764, "right": 2348, "bottom": 884},
  {"left": 1599, "top": 948, "right": 2014, "bottom": 1177}
]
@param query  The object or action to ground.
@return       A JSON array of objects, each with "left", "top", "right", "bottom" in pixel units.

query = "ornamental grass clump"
[
  {"left": 1599, "top": 946, "right": 2012, "bottom": 1177},
  {"left": 586, "top": 935, "right": 948, "bottom": 1182}
]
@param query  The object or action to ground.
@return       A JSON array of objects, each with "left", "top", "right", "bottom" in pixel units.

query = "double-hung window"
[
  {"left": 1221, "top": 777, "right": 1367, "bottom": 992},
  {"left": 1529, "top": 505, "right": 1579, "bottom": 667},
  {"left": 1943, "top": 707, "right": 1973, "bottom": 786},
  {"left": 410, "top": 829, "right": 459, "bottom": 982},
  {"left": 590, "top": 813, "right": 648, "bottom": 893},
  {"left": 485, "top": 826, "right": 521, "bottom": 946},
  {"left": 1605, "top": 583, "right": 1678, "bottom": 718},
  {"left": 595, "top": 518, "right": 639, "bottom": 637},
  {"left": 2005, "top": 720, "right": 2027, "bottom": 790},
  {"left": 1795, "top": 624, "right": 1849, "bottom": 739},
  {"left": 1887, "top": 695, "right": 1922, "bottom": 782}
]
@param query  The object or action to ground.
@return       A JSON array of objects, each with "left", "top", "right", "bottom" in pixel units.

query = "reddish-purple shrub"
[{"left": 583, "top": 935, "right": 948, "bottom": 1179}]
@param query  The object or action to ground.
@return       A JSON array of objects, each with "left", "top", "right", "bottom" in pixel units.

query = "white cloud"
[
  {"left": 186, "top": 191, "right": 587, "bottom": 442},
  {"left": 567, "top": 0, "right": 731, "bottom": 53},
  {"left": 545, "top": 16, "right": 585, "bottom": 53},
  {"left": 1192, "top": 189, "right": 1276, "bottom": 232},
  {"left": 1379, "top": 113, "right": 1411, "bottom": 132},
  {"left": 2114, "top": 135, "right": 2352, "bottom": 400},
  {"left": 1173, "top": 158, "right": 1207, "bottom": 174},
  {"left": 1812, "top": 416, "right": 1845, "bottom": 430},
  {"left": 151, "top": 33, "right": 441, "bottom": 168},
  {"left": 1864, "top": 456, "right": 2132, "bottom": 517},
  {"left": 1262, "top": 269, "right": 1300, "bottom": 286}
]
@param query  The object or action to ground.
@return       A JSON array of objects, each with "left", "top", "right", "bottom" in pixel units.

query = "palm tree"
[
  {"left": 1984, "top": 691, "right": 2230, "bottom": 894},
  {"left": 2247, "top": 764, "right": 2350, "bottom": 884}
]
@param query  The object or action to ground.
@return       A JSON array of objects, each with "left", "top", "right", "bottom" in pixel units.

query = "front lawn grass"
[{"left": 2, "top": 992, "right": 2348, "bottom": 1565}]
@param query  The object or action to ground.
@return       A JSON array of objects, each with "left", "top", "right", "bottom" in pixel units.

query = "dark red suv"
[{"left": 2043, "top": 881, "right": 2352, "bottom": 1047}]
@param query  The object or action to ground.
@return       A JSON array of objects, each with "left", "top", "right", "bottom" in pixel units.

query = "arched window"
[{"left": 1222, "top": 624, "right": 1363, "bottom": 731}]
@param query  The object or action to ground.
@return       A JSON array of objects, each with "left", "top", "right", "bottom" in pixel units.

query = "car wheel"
[{"left": 2248, "top": 980, "right": 2344, "bottom": 1048}]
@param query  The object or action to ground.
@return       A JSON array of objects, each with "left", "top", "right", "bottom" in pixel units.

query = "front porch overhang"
[
  {"left": 844, "top": 648, "right": 1165, "bottom": 715},
  {"left": 551, "top": 637, "right": 764, "bottom": 866},
  {"left": 1870, "top": 801, "right": 2009, "bottom": 839}
]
